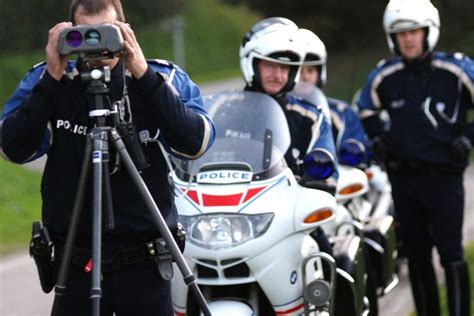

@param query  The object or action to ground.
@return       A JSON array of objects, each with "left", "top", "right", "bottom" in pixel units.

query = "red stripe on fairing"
[
  {"left": 274, "top": 303, "right": 305, "bottom": 315},
  {"left": 181, "top": 185, "right": 268, "bottom": 207},
  {"left": 202, "top": 193, "right": 243, "bottom": 206},
  {"left": 242, "top": 186, "right": 267, "bottom": 203},
  {"left": 174, "top": 311, "right": 185, "bottom": 316},
  {"left": 185, "top": 189, "right": 200, "bottom": 205}
]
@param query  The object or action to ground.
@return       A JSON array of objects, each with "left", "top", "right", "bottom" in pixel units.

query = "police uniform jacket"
[
  {"left": 0, "top": 60, "right": 215, "bottom": 248},
  {"left": 272, "top": 92, "right": 338, "bottom": 179},
  {"left": 327, "top": 97, "right": 367, "bottom": 151},
  {"left": 357, "top": 52, "right": 474, "bottom": 173}
]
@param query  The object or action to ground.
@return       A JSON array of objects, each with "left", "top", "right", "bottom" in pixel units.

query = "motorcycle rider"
[
  {"left": 297, "top": 28, "right": 382, "bottom": 316},
  {"left": 240, "top": 17, "right": 338, "bottom": 181},
  {"left": 297, "top": 28, "right": 368, "bottom": 160},
  {"left": 356, "top": 0, "right": 473, "bottom": 315}
]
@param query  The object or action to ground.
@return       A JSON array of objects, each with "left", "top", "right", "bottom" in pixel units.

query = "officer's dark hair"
[{"left": 69, "top": 0, "right": 126, "bottom": 24}]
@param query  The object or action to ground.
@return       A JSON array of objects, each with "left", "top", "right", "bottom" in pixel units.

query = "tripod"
[{"left": 50, "top": 65, "right": 211, "bottom": 316}]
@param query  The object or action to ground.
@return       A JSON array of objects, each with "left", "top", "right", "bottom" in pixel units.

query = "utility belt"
[
  {"left": 55, "top": 238, "right": 174, "bottom": 277},
  {"left": 386, "top": 158, "right": 463, "bottom": 176},
  {"left": 30, "top": 221, "right": 185, "bottom": 293}
]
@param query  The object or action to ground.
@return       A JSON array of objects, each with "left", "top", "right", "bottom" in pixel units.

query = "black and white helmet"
[
  {"left": 383, "top": 0, "right": 440, "bottom": 55},
  {"left": 240, "top": 17, "right": 303, "bottom": 93}
]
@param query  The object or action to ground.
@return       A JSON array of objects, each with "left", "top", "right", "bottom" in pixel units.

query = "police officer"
[
  {"left": 239, "top": 17, "right": 338, "bottom": 180},
  {"left": 297, "top": 28, "right": 368, "bottom": 158},
  {"left": 356, "top": 0, "right": 472, "bottom": 315},
  {"left": 0, "top": 0, "right": 215, "bottom": 315},
  {"left": 296, "top": 27, "right": 385, "bottom": 315}
]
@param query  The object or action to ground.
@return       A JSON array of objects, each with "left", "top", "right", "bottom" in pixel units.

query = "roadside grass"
[{"left": 0, "top": 159, "right": 42, "bottom": 256}]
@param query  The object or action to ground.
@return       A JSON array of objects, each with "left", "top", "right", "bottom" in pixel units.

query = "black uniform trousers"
[
  {"left": 388, "top": 170, "right": 465, "bottom": 267},
  {"left": 53, "top": 258, "right": 173, "bottom": 315}
]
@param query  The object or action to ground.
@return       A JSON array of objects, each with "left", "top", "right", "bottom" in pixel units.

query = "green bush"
[{"left": 0, "top": 159, "right": 42, "bottom": 255}]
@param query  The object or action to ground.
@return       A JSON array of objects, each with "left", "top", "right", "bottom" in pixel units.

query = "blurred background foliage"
[
  {"left": 225, "top": 0, "right": 474, "bottom": 52},
  {"left": 0, "top": 0, "right": 183, "bottom": 52},
  {"left": 2, "top": 0, "right": 472, "bottom": 54}
]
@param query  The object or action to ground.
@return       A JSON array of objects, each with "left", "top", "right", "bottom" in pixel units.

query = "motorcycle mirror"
[
  {"left": 303, "top": 149, "right": 335, "bottom": 180},
  {"left": 339, "top": 139, "right": 365, "bottom": 167}
]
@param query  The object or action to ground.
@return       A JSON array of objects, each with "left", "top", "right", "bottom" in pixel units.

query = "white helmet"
[
  {"left": 298, "top": 28, "right": 327, "bottom": 87},
  {"left": 240, "top": 17, "right": 303, "bottom": 93},
  {"left": 383, "top": 0, "right": 440, "bottom": 55}
]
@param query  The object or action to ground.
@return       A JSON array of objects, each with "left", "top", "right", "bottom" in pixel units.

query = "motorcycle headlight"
[{"left": 179, "top": 213, "right": 274, "bottom": 249}]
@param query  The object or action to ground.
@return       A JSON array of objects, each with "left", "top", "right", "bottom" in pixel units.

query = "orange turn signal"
[
  {"left": 304, "top": 208, "right": 333, "bottom": 224},
  {"left": 364, "top": 169, "right": 374, "bottom": 181},
  {"left": 338, "top": 183, "right": 364, "bottom": 195}
]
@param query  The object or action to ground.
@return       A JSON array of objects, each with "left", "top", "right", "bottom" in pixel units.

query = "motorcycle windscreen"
[{"left": 174, "top": 91, "right": 291, "bottom": 181}]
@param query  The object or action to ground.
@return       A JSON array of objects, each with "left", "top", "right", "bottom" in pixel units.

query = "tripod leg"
[
  {"left": 90, "top": 130, "right": 109, "bottom": 316},
  {"left": 102, "top": 152, "right": 114, "bottom": 230},
  {"left": 110, "top": 129, "right": 211, "bottom": 316},
  {"left": 52, "top": 139, "right": 92, "bottom": 316}
]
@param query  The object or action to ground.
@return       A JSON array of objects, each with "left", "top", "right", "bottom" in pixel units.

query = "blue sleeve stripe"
[
  {"left": 330, "top": 110, "right": 344, "bottom": 131},
  {"left": 286, "top": 103, "right": 319, "bottom": 123},
  {"left": 360, "top": 109, "right": 379, "bottom": 120},
  {"left": 370, "top": 62, "right": 404, "bottom": 108},
  {"left": 170, "top": 113, "right": 213, "bottom": 159},
  {"left": 148, "top": 60, "right": 215, "bottom": 159},
  {"left": 432, "top": 59, "right": 474, "bottom": 102}
]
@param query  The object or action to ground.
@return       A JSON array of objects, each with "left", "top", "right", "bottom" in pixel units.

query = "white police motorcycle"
[{"left": 170, "top": 91, "right": 344, "bottom": 316}]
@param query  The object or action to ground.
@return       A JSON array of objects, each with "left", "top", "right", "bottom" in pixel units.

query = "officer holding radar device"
[{"left": 0, "top": 0, "right": 215, "bottom": 315}]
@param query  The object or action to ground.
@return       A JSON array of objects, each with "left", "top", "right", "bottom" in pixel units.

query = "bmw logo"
[{"left": 290, "top": 271, "right": 298, "bottom": 284}]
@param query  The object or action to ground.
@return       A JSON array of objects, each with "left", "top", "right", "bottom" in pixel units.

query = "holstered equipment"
[
  {"left": 149, "top": 238, "right": 174, "bottom": 280},
  {"left": 29, "top": 221, "right": 56, "bottom": 293}
]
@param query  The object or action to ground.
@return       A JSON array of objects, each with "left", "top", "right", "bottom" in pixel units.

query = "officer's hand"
[
  {"left": 451, "top": 135, "right": 472, "bottom": 160},
  {"left": 115, "top": 21, "right": 148, "bottom": 79},
  {"left": 45, "top": 22, "right": 72, "bottom": 81}
]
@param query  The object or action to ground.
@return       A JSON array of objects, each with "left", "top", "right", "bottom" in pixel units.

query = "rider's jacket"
[
  {"left": 275, "top": 93, "right": 338, "bottom": 179},
  {"left": 327, "top": 97, "right": 367, "bottom": 150},
  {"left": 357, "top": 52, "right": 474, "bottom": 173},
  {"left": 0, "top": 59, "right": 215, "bottom": 248}
]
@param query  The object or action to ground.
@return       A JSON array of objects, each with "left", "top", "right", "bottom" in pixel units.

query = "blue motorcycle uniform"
[
  {"left": 357, "top": 52, "right": 474, "bottom": 267},
  {"left": 277, "top": 93, "right": 339, "bottom": 180},
  {"left": 1, "top": 59, "right": 215, "bottom": 315},
  {"left": 327, "top": 97, "right": 367, "bottom": 151}
]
